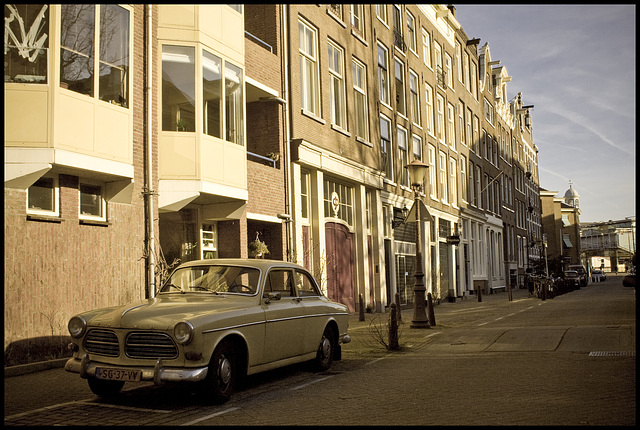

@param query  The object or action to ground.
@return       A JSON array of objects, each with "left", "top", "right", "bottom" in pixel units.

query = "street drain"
[{"left": 588, "top": 351, "right": 636, "bottom": 357}]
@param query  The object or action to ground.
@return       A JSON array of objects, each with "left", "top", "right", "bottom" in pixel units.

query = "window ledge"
[
  {"left": 79, "top": 219, "right": 110, "bottom": 227},
  {"left": 331, "top": 124, "right": 351, "bottom": 137},
  {"left": 301, "top": 109, "right": 325, "bottom": 125},
  {"left": 26, "top": 214, "right": 62, "bottom": 223}
]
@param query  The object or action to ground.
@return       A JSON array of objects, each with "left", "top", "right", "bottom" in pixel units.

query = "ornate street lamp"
[{"left": 405, "top": 159, "right": 430, "bottom": 329}]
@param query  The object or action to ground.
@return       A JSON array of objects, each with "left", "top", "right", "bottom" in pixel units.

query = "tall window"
[
  {"left": 449, "top": 157, "right": 458, "bottom": 207},
  {"left": 5, "top": 4, "right": 49, "bottom": 84},
  {"left": 224, "top": 62, "right": 243, "bottom": 144},
  {"left": 465, "top": 108, "right": 472, "bottom": 149},
  {"left": 299, "top": 19, "right": 320, "bottom": 115},
  {"left": 472, "top": 115, "right": 479, "bottom": 154},
  {"left": 422, "top": 28, "right": 431, "bottom": 68},
  {"left": 447, "top": 102, "right": 455, "bottom": 150},
  {"left": 469, "top": 161, "right": 475, "bottom": 206},
  {"left": 376, "top": 4, "right": 387, "bottom": 25},
  {"left": 434, "top": 41, "right": 442, "bottom": 87},
  {"left": 380, "top": 115, "right": 393, "bottom": 179},
  {"left": 352, "top": 59, "right": 369, "bottom": 141},
  {"left": 328, "top": 41, "right": 346, "bottom": 129},
  {"left": 439, "top": 151, "right": 448, "bottom": 203},
  {"left": 409, "top": 70, "right": 420, "bottom": 125},
  {"left": 475, "top": 165, "right": 481, "bottom": 208},
  {"left": 425, "top": 84, "right": 434, "bottom": 135},
  {"left": 470, "top": 61, "right": 477, "bottom": 98},
  {"left": 406, "top": 10, "right": 416, "bottom": 53},
  {"left": 350, "top": 4, "right": 364, "bottom": 36},
  {"left": 463, "top": 51, "right": 469, "bottom": 89},
  {"left": 394, "top": 58, "right": 406, "bottom": 116},
  {"left": 457, "top": 101, "right": 465, "bottom": 147},
  {"left": 412, "top": 134, "right": 422, "bottom": 161},
  {"left": 203, "top": 50, "right": 222, "bottom": 138},
  {"left": 436, "top": 94, "right": 445, "bottom": 143},
  {"left": 300, "top": 170, "right": 310, "bottom": 220},
  {"left": 377, "top": 43, "right": 390, "bottom": 105},
  {"left": 397, "top": 126, "right": 408, "bottom": 187},
  {"left": 444, "top": 52, "right": 452, "bottom": 88},
  {"left": 60, "top": 4, "right": 129, "bottom": 107},
  {"left": 484, "top": 98, "right": 493, "bottom": 124},
  {"left": 428, "top": 144, "right": 437, "bottom": 199},
  {"left": 162, "top": 45, "right": 195, "bottom": 132},
  {"left": 460, "top": 155, "right": 467, "bottom": 203},
  {"left": 455, "top": 41, "right": 462, "bottom": 83}
]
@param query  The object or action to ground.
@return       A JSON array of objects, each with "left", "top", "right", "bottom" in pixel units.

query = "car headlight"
[
  {"left": 174, "top": 321, "right": 194, "bottom": 345},
  {"left": 68, "top": 316, "right": 87, "bottom": 338}
]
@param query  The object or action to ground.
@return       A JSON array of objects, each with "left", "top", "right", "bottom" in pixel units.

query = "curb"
[{"left": 4, "top": 358, "right": 68, "bottom": 378}]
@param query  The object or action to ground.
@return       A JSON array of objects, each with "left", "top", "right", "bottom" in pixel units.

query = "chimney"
[{"left": 447, "top": 4, "right": 456, "bottom": 16}]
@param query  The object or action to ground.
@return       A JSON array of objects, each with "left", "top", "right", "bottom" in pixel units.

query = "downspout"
[
  {"left": 281, "top": 4, "right": 293, "bottom": 262},
  {"left": 145, "top": 4, "right": 156, "bottom": 298}
]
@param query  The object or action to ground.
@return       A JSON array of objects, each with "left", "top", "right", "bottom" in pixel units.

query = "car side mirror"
[{"left": 264, "top": 292, "right": 281, "bottom": 303}]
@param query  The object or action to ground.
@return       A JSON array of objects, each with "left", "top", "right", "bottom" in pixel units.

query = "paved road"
[{"left": 4, "top": 275, "right": 635, "bottom": 425}]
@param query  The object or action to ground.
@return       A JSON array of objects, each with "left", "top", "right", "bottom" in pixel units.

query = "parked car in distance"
[
  {"left": 567, "top": 264, "right": 588, "bottom": 287},
  {"left": 65, "top": 259, "right": 351, "bottom": 403},
  {"left": 563, "top": 270, "right": 581, "bottom": 289},
  {"left": 591, "top": 269, "right": 606, "bottom": 282}
]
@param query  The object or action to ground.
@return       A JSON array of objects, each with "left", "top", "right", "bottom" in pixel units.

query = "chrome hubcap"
[
  {"left": 219, "top": 356, "right": 231, "bottom": 385},
  {"left": 321, "top": 337, "right": 331, "bottom": 358}
]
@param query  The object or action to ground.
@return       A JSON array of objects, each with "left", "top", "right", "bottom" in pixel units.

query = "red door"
[{"left": 325, "top": 222, "right": 355, "bottom": 312}]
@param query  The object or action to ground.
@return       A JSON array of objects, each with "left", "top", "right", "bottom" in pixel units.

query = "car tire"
[
  {"left": 202, "top": 340, "right": 235, "bottom": 404},
  {"left": 87, "top": 377, "right": 125, "bottom": 398},
  {"left": 312, "top": 326, "right": 335, "bottom": 372}
]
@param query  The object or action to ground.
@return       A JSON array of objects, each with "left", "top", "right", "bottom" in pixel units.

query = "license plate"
[{"left": 95, "top": 367, "right": 142, "bottom": 382}]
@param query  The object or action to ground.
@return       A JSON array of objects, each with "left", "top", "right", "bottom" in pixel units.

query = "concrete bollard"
[
  {"left": 427, "top": 292, "right": 436, "bottom": 326},
  {"left": 389, "top": 303, "right": 399, "bottom": 350},
  {"left": 359, "top": 294, "right": 365, "bottom": 321}
]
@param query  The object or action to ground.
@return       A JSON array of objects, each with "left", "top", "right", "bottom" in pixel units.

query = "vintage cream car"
[{"left": 65, "top": 259, "right": 351, "bottom": 403}]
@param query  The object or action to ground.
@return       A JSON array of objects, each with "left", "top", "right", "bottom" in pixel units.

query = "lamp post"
[{"left": 405, "top": 159, "right": 430, "bottom": 329}]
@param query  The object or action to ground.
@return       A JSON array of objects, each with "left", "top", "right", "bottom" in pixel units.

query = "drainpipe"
[
  {"left": 145, "top": 4, "right": 156, "bottom": 298},
  {"left": 281, "top": 4, "right": 293, "bottom": 262}
]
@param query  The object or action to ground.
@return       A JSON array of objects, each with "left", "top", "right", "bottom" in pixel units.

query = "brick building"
[{"left": 4, "top": 4, "right": 544, "bottom": 364}]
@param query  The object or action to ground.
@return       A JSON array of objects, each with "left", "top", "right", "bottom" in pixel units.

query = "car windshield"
[{"left": 160, "top": 265, "right": 260, "bottom": 295}]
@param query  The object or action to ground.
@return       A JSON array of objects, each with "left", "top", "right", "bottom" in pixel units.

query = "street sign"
[{"left": 405, "top": 199, "right": 433, "bottom": 223}]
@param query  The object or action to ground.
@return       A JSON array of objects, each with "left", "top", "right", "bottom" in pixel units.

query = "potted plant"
[
  {"left": 176, "top": 118, "right": 188, "bottom": 132},
  {"left": 248, "top": 234, "right": 269, "bottom": 259}
]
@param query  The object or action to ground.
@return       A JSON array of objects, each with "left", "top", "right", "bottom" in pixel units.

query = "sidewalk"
[{"left": 343, "top": 287, "right": 534, "bottom": 356}]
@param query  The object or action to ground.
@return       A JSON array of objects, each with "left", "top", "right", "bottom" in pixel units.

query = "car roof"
[{"left": 177, "top": 258, "right": 308, "bottom": 271}]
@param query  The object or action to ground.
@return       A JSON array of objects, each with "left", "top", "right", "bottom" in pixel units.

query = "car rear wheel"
[
  {"left": 87, "top": 377, "right": 124, "bottom": 398},
  {"left": 312, "top": 326, "right": 335, "bottom": 372},
  {"left": 201, "top": 340, "right": 235, "bottom": 404}
]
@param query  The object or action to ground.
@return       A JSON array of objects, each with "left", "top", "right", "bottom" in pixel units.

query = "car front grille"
[
  {"left": 85, "top": 329, "right": 120, "bottom": 357},
  {"left": 125, "top": 332, "right": 178, "bottom": 359}
]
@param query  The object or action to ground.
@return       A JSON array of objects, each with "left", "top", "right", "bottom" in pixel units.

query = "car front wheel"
[
  {"left": 87, "top": 377, "right": 124, "bottom": 398},
  {"left": 312, "top": 327, "right": 335, "bottom": 372},
  {"left": 201, "top": 340, "right": 235, "bottom": 404}
]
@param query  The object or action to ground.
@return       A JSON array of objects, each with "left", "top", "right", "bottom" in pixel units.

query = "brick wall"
[{"left": 3, "top": 5, "right": 155, "bottom": 364}]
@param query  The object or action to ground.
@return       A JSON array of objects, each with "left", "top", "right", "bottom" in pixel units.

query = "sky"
[{"left": 453, "top": 4, "right": 636, "bottom": 223}]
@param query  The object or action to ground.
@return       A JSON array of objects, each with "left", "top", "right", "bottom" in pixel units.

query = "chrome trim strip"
[{"left": 201, "top": 312, "right": 349, "bottom": 334}]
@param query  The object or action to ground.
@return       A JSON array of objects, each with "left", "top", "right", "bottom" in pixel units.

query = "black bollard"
[
  {"left": 427, "top": 292, "right": 436, "bottom": 326},
  {"left": 359, "top": 294, "right": 365, "bottom": 321},
  {"left": 389, "top": 303, "right": 399, "bottom": 350},
  {"left": 477, "top": 286, "right": 482, "bottom": 302}
]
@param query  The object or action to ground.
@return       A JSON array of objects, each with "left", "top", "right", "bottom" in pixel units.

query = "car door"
[
  {"left": 293, "top": 269, "right": 329, "bottom": 354},
  {"left": 262, "top": 268, "right": 307, "bottom": 363}
]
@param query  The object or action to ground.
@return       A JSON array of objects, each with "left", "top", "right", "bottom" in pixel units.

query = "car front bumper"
[{"left": 65, "top": 354, "right": 209, "bottom": 385}]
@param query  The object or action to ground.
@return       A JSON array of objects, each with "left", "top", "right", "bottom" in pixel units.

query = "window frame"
[
  {"left": 439, "top": 150, "right": 448, "bottom": 204},
  {"left": 377, "top": 42, "right": 390, "bottom": 106},
  {"left": 328, "top": 39, "right": 347, "bottom": 130},
  {"left": 4, "top": 4, "right": 50, "bottom": 84},
  {"left": 397, "top": 125, "right": 408, "bottom": 187},
  {"left": 79, "top": 180, "right": 107, "bottom": 221},
  {"left": 406, "top": 10, "right": 417, "bottom": 54},
  {"left": 380, "top": 114, "right": 393, "bottom": 180},
  {"left": 428, "top": 144, "right": 437, "bottom": 200},
  {"left": 352, "top": 57, "right": 369, "bottom": 141},
  {"left": 394, "top": 57, "right": 406, "bottom": 117},
  {"left": 299, "top": 18, "right": 321, "bottom": 116},
  {"left": 27, "top": 174, "right": 59, "bottom": 217}
]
